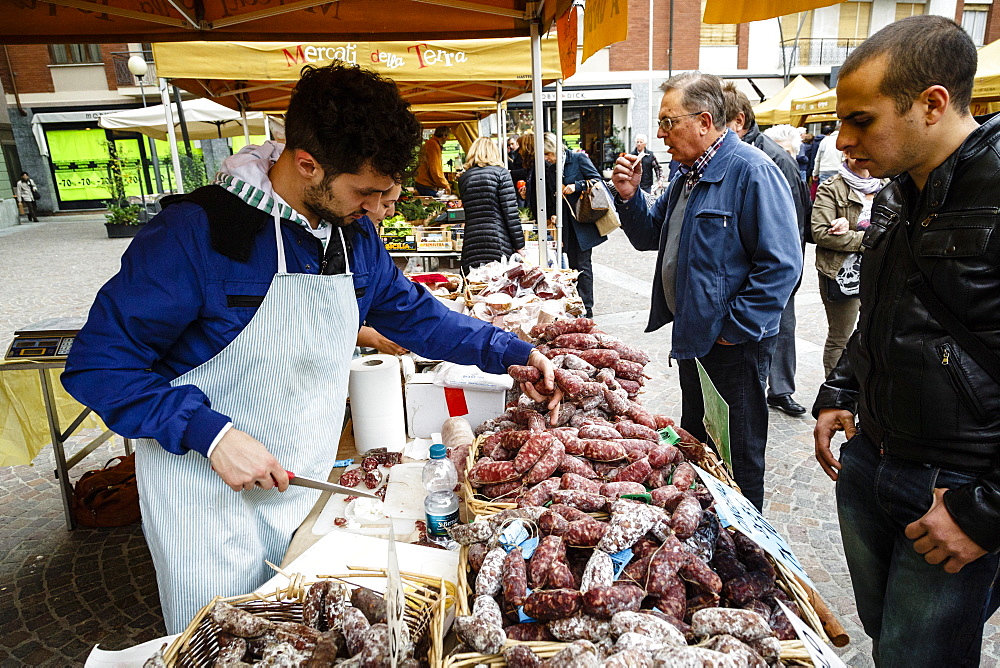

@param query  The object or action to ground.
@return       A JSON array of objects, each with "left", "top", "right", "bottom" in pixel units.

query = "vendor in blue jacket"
[
  {"left": 611, "top": 72, "right": 801, "bottom": 511},
  {"left": 62, "top": 63, "right": 557, "bottom": 634}
]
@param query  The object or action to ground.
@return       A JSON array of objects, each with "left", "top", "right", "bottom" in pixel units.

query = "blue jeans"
[
  {"left": 837, "top": 431, "right": 1000, "bottom": 667},
  {"left": 676, "top": 336, "right": 776, "bottom": 511},
  {"left": 415, "top": 183, "right": 439, "bottom": 196}
]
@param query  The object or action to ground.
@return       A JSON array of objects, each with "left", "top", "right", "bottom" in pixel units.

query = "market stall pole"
[
  {"left": 530, "top": 19, "right": 548, "bottom": 267},
  {"left": 554, "top": 78, "right": 564, "bottom": 267},
  {"left": 158, "top": 78, "right": 185, "bottom": 194},
  {"left": 126, "top": 54, "right": 165, "bottom": 196}
]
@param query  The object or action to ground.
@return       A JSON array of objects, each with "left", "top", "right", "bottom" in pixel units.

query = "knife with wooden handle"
[{"left": 286, "top": 470, "right": 379, "bottom": 498}]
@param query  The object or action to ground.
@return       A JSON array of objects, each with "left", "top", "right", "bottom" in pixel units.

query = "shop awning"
[
  {"left": 753, "top": 75, "right": 824, "bottom": 126},
  {"left": 2, "top": 0, "right": 573, "bottom": 44},
  {"left": 152, "top": 38, "right": 563, "bottom": 113},
  {"left": 97, "top": 98, "right": 270, "bottom": 141}
]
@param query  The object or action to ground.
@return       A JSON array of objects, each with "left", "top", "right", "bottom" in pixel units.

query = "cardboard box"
[
  {"left": 382, "top": 234, "right": 418, "bottom": 252},
  {"left": 404, "top": 371, "right": 508, "bottom": 438},
  {"left": 416, "top": 226, "right": 454, "bottom": 251}
]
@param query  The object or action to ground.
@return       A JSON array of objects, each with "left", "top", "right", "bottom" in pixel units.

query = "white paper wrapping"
[{"left": 349, "top": 354, "right": 406, "bottom": 454}]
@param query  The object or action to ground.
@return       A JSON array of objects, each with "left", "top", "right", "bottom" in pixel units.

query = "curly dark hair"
[{"left": 284, "top": 63, "right": 423, "bottom": 180}]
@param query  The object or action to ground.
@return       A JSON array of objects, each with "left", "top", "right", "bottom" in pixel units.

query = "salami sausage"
[
  {"left": 525, "top": 439, "right": 565, "bottom": 485},
  {"left": 468, "top": 542, "right": 489, "bottom": 573},
  {"left": 563, "top": 353, "right": 597, "bottom": 373},
  {"left": 609, "top": 611, "right": 687, "bottom": 646},
  {"left": 612, "top": 359, "right": 645, "bottom": 381},
  {"left": 211, "top": 601, "right": 274, "bottom": 638},
  {"left": 690, "top": 608, "right": 773, "bottom": 643},
  {"left": 479, "top": 479, "right": 523, "bottom": 500},
  {"left": 564, "top": 520, "right": 608, "bottom": 548},
  {"left": 505, "top": 622, "right": 555, "bottom": 642},
  {"left": 522, "top": 589, "right": 582, "bottom": 621},
  {"left": 613, "top": 422, "right": 659, "bottom": 442},
  {"left": 583, "top": 440, "right": 627, "bottom": 462},
  {"left": 453, "top": 615, "right": 506, "bottom": 654},
  {"left": 546, "top": 614, "right": 611, "bottom": 642},
  {"left": 722, "top": 570, "right": 775, "bottom": 606},
  {"left": 546, "top": 560, "right": 578, "bottom": 589},
  {"left": 554, "top": 368, "right": 587, "bottom": 396},
  {"left": 553, "top": 333, "right": 599, "bottom": 350},
  {"left": 650, "top": 646, "right": 732, "bottom": 668},
  {"left": 550, "top": 489, "right": 607, "bottom": 512},
  {"left": 599, "top": 481, "right": 646, "bottom": 500},
  {"left": 603, "top": 388, "right": 631, "bottom": 416},
  {"left": 302, "top": 580, "right": 333, "bottom": 629},
  {"left": 508, "top": 365, "right": 542, "bottom": 383},
  {"left": 549, "top": 503, "right": 596, "bottom": 523},
  {"left": 611, "top": 458, "right": 652, "bottom": 484},
  {"left": 580, "top": 550, "right": 614, "bottom": 592},
  {"left": 518, "top": 477, "right": 561, "bottom": 507},
  {"left": 341, "top": 607, "right": 371, "bottom": 656},
  {"left": 576, "top": 348, "right": 620, "bottom": 368},
  {"left": 603, "top": 649, "right": 653, "bottom": 668},
  {"left": 768, "top": 605, "right": 797, "bottom": 640},
  {"left": 603, "top": 340, "right": 650, "bottom": 366},
  {"left": 710, "top": 550, "right": 747, "bottom": 583},
  {"left": 473, "top": 594, "right": 504, "bottom": 629},
  {"left": 502, "top": 547, "right": 529, "bottom": 607},
  {"left": 350, "top": 587, "right": 387, "bottom": 625},
  {"left": 529, "top": 536, "right": 566, "bottom": 588},
  {"left": 627, "top": 406, "right": 657, "bottom": 430},
  {"left": 648, "top": 445, "right": 680, "bottom": 469},
  {"left": 475, "top": 546, "right": 507, "bottom": 597},
  {"left": 670, "top": 495, "right": 703, "bottom": 540},
  {"left": 651, "top": 575, "right": 687, "bottom": 620},
  {"left": 618, "top": 379, "right": 642, "bottom": 397},
  {"left": 579, "top": 424, "right": 622, "bottom": 441},
  {"left": 581, "top": 584, "right": 644, "bottom": 619},
  {"left": 468, "top": 459, "right": 521, "bottom": 486},
  {"left": 598, "top": 502, "right": 658, "bottom": 554},
  {"left": 339, "top": 467, "right": 363, "bottom": 488},
  {"left": 504, "top": 645, "right": 542, "bottom": 668},
  {"left": 561, "top": 472, "right": 603, "bottom": 494},
  {"left": 538, "top": 509, "right": 570, "bottom": 536},
  {"left": 646, "top": 536, "right": 688, "bottom": 597},
  {"left": 545, "top": 318, "right": 595, "bottom": 339},
  {"left": 448, "top": 521, "right": 493, "bottom": 546},
  {"left": 541, "top": 639, "right": 601, "bottom": 668},
  {"left": 672, "top": 462, "right": 696, "bottom": 491},
  {"left": 678, "top": 553, "right": 722, "bottom": 594}
]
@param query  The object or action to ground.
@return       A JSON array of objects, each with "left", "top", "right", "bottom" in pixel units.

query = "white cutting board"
[{"left": 313, "top": 462, "right": 425, "bottom": 536}]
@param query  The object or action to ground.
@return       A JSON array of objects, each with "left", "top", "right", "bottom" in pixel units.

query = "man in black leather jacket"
[{"left": 811, "top": 16, "right": 1000, "bottom": 667}]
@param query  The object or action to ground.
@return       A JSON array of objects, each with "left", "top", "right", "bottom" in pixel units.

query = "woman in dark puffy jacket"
[{"left": 457, "top": 137, "right": 525, "bottom": 273}]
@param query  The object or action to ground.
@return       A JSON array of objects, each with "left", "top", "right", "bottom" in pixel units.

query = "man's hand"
[
  {"left": 520, "top": 349, "right": 564, "bottom": 425},
  {"left": 611, "top": 154, "right": 642, "bottom": 201},
  {"left": 562, "top": 184, "right": 576, "bottom": 195},
  {"left": 905, "top": 488, "right": 987, "bottom": 574},
  {"left": 209, "top": 429, "right": 289, "bottom": 492},
  {"left": 813, "top": 408, "right": 857, "bottom": 481}
]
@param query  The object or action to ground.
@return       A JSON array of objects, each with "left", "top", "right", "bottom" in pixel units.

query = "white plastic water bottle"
[{"left": 422, "top": 443, "right": 459, "bottom": 544}]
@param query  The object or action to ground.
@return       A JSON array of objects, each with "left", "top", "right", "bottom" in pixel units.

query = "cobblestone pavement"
[{"left": 1, "top": 214, "right": 999, "bottom": 666}]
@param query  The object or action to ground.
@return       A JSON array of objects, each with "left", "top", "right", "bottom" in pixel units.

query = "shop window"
[
  {"left": 894, "top": 2, "right": 925, "bottom": 20},
  {"left": 962, "top": 5, "right": 989, "bottom": 46},
  {"left": 838, "top": 1, "right": 872, "bottom": 47},
  {"left": 48, "top": 44, "right": 102, "bottom": 65},
  {"left": 700, "top": 0, "right": 738, "bottom": 46}
]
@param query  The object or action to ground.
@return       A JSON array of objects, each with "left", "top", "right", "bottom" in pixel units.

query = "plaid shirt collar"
[{"left": 679, "top": 128, "right": 729, "bottom": 193}]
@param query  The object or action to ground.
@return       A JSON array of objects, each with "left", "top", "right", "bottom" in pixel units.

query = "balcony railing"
[
  {"left": 112, "top": 58, "right": 157, "bottom": 88},
  {"left": 779, "top": 38, "right": 864, "bottom": 69}
]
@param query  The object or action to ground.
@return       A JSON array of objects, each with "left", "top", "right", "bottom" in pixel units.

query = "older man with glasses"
[{"left": 611, "top": 72, "right": 801, "bottom": 511}]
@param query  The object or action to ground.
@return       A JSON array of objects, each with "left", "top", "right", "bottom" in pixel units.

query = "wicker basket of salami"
[
  {"left": 161, "top": 568, "right": 454, "bottom": 667},
  {"left": 443, "top": 504, "right": 826, "bottom": 667}
]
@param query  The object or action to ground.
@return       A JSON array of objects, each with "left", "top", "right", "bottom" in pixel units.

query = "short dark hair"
[
  {"left": 284, "top": 63, "right": 423, "bottom": 180},
  {"left": 660, "top": 72, "right": 726, "bottom": 130},
  {"left": 433, "top": 126, "right": 450, "bottom": 138},
  {"left": 820, "top": 123, "right": 835, "bottom": 135},
  {"left": 721, "top": 81, "right": 755, "bottom": 128},
  {"left": 20, "top": 172, "right": 28, "bottom": 176},
  {"left": 840, "top": 15, "right": 977, "bottom": 116}
]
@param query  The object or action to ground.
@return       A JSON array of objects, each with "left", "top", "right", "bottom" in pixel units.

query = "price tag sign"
[
  {"left": 776, "top": 601, "right": 845, "bottom": 668},
  {"left": 694, "top": 465, "right": 814, "bottom": 589},
  {"left": 695, "top": 358, "right": 731, "bottom": 471},
  {"left": 658, "top": 426, "right": 680, "bottom": 446}
]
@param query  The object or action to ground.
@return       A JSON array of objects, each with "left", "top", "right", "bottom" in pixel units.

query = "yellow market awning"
[
  {"left": 973, "top": 38, "right": 1000, "bottom": 103},
  {"left": 153, "top": 39, "right": 563, "bottom": 112},
  {"left": 704, "top": 0, "right": 843, "bottom": 24},
  {"left": 790, "top": 88, "right": 838, "bottom": 126},
  {"left": 753, "top": 76, "right": 824, "bottom": 126}
]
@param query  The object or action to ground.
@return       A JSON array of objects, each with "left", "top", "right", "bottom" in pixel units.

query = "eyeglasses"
[{"left": 657, "top": 112, "right": 705, "bottom": 133}]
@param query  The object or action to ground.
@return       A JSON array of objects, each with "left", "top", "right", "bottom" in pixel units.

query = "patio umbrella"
[{"left": 98, "top": 98, "right": 269, "bottom": 140}]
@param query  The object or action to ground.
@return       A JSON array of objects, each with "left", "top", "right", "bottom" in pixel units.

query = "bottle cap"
[{"left": 429, "top": 443, "right": 447, "bottom": 459}]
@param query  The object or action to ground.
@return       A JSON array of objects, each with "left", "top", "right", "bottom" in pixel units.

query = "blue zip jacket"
[
  {"left": 62, "top": 200, "right": 533, "bottom": 457},
  {"left": 615, "top": 131, "right": 801, "bottom": 359}
]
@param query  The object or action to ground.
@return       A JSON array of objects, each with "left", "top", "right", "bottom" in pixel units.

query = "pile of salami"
[
  {"left": 147, "top": 583, "right": 421, "bottom": 667},
  {"left": 449, "top": 499, "right": 803, "bottom": 667}
]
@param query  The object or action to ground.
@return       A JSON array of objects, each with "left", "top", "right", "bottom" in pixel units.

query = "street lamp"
[{"left": 127, "top": 54, "right": 164, "bottom": 199}]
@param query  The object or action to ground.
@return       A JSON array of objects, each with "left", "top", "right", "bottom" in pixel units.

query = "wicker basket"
[
  {"left": 163, "top": 567, "right": 454, "bottom": 667},
  {"left": 447, "top": 540, "right": 825, "bottom": 668}
]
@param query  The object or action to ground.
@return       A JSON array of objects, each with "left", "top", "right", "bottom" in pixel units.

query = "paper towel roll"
[{"left": 349, "top": 354, "right": 406, "bottom": 455}]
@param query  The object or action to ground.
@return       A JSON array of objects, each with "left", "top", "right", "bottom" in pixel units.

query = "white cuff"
[{"left": 206, "top": 422, "right": 234, "bottom": 459}]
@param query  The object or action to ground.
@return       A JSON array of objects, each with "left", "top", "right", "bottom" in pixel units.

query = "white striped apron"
[{"left": 135, "top": 211, "right": 358, "bottom": 633}]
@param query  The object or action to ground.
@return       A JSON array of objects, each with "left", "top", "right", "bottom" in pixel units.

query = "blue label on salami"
[
  {"left": 609, "top": 547, "right": 634, "bottom": 580},
  {"left": 333, "top": 459, "right": 355, "bottom": 468}
]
